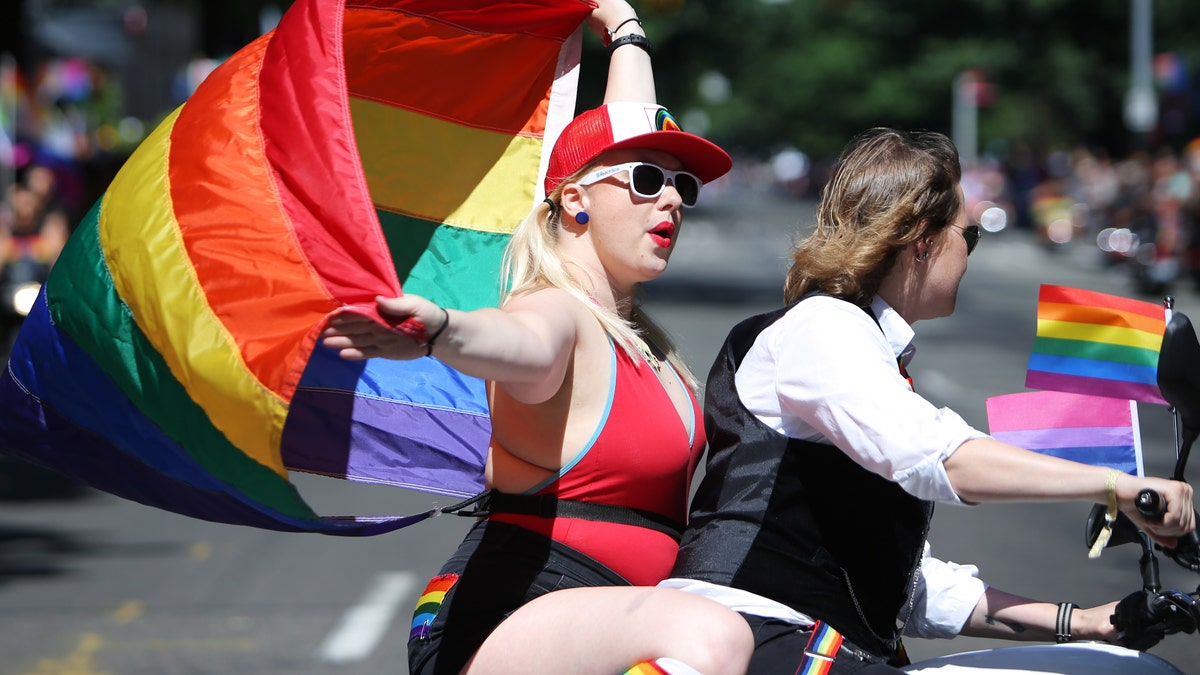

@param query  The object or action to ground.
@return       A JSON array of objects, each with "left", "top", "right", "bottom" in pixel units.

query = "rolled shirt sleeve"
[
  {"left": 736, "top": 295, "right": 987, "bottom": 504},
  {"left": 904, "top": 542, "right": 988, "bottom": 639}
]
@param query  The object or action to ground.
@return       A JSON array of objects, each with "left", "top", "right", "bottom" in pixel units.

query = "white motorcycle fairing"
[{"left": 901, "top": 642, "right": 1184, "bottom": 674}]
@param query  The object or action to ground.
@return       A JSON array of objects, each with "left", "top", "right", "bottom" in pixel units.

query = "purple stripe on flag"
[
  {"left": 282, "top": 388, "right": 489, "bottom": 498},
  {"left": 992, "top": 426, "right": 1136, "bottom": 451},
  {"left": 1025, "top": 370, "right": 1167, "bottom": 406}
]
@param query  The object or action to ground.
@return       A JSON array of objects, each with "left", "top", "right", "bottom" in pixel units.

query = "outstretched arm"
[
  {"left": 944, "top": 437, "right": 1195, "bottom": 547},
  {"left": 321, "top": 289, "right": 582, "bottom": 404}
]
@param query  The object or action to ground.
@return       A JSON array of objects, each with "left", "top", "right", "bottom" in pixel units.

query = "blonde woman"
[{"left": 321, "top": 2, "right": 752, "bottom": 673}]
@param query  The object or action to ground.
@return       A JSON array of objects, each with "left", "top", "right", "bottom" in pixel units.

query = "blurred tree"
[
  {"left": 176, "top": 0, "right": 1200, "bottom": 162},
  {"left": 198, "top": 0, "right": 287, "bottom": 58},
  {"left": 1, "top": 0, "right": 25, "bottom": 62},
  {"left": 627, "top": 0, "right": 1200, "bottom": 162}
]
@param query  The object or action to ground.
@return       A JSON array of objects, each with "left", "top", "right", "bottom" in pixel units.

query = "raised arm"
[{"left": 585, "top": 0, "right": 656, "bottom": 103}]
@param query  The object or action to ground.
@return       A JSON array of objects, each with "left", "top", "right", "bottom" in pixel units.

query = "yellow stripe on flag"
[
  {"left": 1036, "top": 319, "right": 1164, "bottom": 352},
  {"left": 351, "top": 98, "right": 542, "bottom": 234},
  {"left": 99, "top": 108, "right": 289, "bottom": 476}
]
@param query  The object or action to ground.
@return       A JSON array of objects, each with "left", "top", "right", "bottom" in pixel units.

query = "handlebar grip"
[{"left": 1136, "top": 489, "right": 1166, "bottom": 519}]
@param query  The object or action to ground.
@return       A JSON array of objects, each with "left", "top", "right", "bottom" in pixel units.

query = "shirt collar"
[{"left": 870, "top": 296, "right": 917, "bottom": 366}]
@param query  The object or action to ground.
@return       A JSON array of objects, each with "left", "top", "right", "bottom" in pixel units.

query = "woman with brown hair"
[{"left": 664, "top": 127, "right": 1195, "bottom": 674}]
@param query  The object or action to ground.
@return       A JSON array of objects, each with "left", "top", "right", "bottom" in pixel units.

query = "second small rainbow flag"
[{"left": 1025, "top": 284, "right": 1167, "bottom": 405}]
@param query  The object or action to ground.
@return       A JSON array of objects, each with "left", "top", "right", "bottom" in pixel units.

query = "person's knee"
[{"left": 663, "top": 606, "right": 752, "bottom": 674}]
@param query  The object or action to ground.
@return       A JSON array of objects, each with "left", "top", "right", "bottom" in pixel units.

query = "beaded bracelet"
[{"left": 608, "top": 33, "right": 652, "bottom": 57}]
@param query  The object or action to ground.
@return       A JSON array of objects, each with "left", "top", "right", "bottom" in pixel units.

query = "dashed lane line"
[{"left": 316, "top": 571, "right": 417, "bottom": 664}]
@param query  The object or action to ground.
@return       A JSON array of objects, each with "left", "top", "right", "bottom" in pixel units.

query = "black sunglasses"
[{"left": 956, "top": 224, "right": 981, "bottom": 255}]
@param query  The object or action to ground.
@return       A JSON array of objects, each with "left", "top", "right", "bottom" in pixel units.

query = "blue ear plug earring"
[{"left": 575, "top": 211, "right": 590, "bottom": 225}]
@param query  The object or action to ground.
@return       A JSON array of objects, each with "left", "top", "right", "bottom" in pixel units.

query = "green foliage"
[
  {"left": 623, "top": 0, "right": 1200, "bottom": 161},
  {"left": 257, "top": 0, "right": 1200, "bottom": 162}
]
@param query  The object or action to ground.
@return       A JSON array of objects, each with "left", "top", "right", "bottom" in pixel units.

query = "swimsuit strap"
[{"left": 459, "top": 490, "right": 684, "bottom": 541}]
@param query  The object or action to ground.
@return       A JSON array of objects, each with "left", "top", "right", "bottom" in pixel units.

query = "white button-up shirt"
[{"left": 664, "top": 295, "right": 989, "bottom": 639}]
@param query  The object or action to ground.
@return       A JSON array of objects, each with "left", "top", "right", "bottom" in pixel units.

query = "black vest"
[{"left": 673, "top": 302, "right": 933, "bottom": 658}]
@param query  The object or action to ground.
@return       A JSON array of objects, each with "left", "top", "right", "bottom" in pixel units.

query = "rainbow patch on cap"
[{"left": 655, "top": 108, "right": 682, "bottom": 132}]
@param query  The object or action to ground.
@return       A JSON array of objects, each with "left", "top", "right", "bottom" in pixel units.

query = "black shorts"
[
  {"left": 740, "top": 614, "right": 905, "bottom": 675},
  {"left": 407, "top": 519, "right": 630, "bottom": 675}
]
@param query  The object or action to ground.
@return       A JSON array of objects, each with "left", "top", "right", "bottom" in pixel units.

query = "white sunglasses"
[{"left": 577, "top": 162, "right": 703, "bottom": 207}]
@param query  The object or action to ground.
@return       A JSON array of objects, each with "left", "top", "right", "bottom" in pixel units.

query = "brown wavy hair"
[{"left": 783, "top": 127, "right": 962, "bottom": 307}]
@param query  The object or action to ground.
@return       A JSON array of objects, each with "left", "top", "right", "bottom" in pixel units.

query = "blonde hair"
[
  {"left": 501, "top": 162, "right": 698, "bottom": 391},
  {"left": 784, "top": 127, "right": 962, "bottom": 306}
]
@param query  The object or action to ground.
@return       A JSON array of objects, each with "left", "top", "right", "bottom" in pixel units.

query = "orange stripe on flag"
[
  {"left": 170, "top": 35, "right": 340, "bottom": 400},
  {"left": 1037, "top": 301, "right": 1166, "bottom": 336}
]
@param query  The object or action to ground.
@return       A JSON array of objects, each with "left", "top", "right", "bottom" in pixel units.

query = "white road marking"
[{"left": 317, "top": 571, "right": 418, "bottom": 664}]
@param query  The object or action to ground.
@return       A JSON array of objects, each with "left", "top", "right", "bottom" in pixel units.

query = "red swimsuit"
[{"left": 490, "top": 342, "right": 704, "bottom": 585}]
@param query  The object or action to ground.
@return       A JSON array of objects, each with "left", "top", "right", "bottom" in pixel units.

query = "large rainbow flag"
[
  {"left": 1025, "top": 284, "right": 1168, "bottom": 406},
  {"left": 986, "top": 391, "right": 1143, "bottom": 476},
  {"left": 0, "top": 0, "right": 594, "bottom": 534}
]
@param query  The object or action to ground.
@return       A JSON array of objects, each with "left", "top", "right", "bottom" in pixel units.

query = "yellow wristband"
[
  {"left": 1088, "top": 468, "right": 1121, "bottom": 559},
  {"left": 1104, "top": 467, "right": 1120, "bottom": 512}
]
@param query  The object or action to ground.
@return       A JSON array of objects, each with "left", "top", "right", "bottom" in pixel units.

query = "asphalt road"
[{"left": 2, "top": 188, "right": 1199, "bottom": 673}]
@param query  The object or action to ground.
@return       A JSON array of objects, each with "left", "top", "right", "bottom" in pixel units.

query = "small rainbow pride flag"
[
  {"left": 986, "top": 391, "right": 1143, "bottom": 476},
  {"left": 1025, "top": 284, "right": 1167, "bottom": 406}
]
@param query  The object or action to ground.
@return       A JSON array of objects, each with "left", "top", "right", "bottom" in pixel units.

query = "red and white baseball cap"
[{"left": 544, "top": 102, "right": 732, "bottom": 195}]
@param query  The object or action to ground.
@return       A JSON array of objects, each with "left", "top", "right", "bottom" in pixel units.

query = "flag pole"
[{"left": 1161, "top": 295, "right": 1182, "bottom": 465}]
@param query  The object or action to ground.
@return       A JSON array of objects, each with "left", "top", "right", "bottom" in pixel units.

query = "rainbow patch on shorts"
[{"left": 410, "top": 573, "right": 459, "bottom": 641}]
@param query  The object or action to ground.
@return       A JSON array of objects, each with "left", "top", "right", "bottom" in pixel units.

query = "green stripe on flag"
[
  {"left": 1032, "top": 336, "right": 1160, "bottom": 369},
  {"left": 379, "top": 209, "right": 510, "bottom": 311},
  {"left": 45, "top": 199, "right": 320, "bottom": 521}
]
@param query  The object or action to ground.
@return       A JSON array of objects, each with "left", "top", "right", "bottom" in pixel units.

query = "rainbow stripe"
[
  {"left": 0, "top": 0, "right": 590, "bottom": 534},
  {"left": 409, "top": 573, "right": 459, "bottom": 641},
  {"left": 796, "top": 622, "right": 843, "bottom": 675},
  {"left": 987, "top": 391, "right": 1143, "bottom": 476},
  {"left": 1025, "top": 284, "right": 1167, "bottom": 405}
]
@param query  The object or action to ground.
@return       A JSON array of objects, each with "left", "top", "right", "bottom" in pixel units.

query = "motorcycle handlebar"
[
  {"left": 1112, "top": 588, "right": 1200, "bottom": 650},
  {"left": 1136, "top": 489, "right": 1166, "bottom": 519},
  {"left": 1134, "top": 489, "right": 1200, "bottom": 573}
]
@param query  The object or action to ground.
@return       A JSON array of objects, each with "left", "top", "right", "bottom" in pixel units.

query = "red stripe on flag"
[{"left": 1038, "top": 284, "right": 1165, "bottom": 322}]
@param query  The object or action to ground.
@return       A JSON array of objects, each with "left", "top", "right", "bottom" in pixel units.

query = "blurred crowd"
[
  {"left": 1, "top": 55, "right": 134, "bottom": 238},
  {"left": 4, "top": 50, "right": 1200, "bottom": 300},
  {"left": 0, "top": 49, "right": 221, "bottom": 274},
  {"left": 960, "top": 139, "right": 1200, "bottom": 295}
]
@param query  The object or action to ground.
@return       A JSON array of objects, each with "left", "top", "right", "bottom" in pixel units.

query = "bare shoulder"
[
  {"left": 504, "top": 286, "right": 610, "bottom": 367},
  {"left": 502, "top": 287, "right": 596, "bottom": 333}
]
